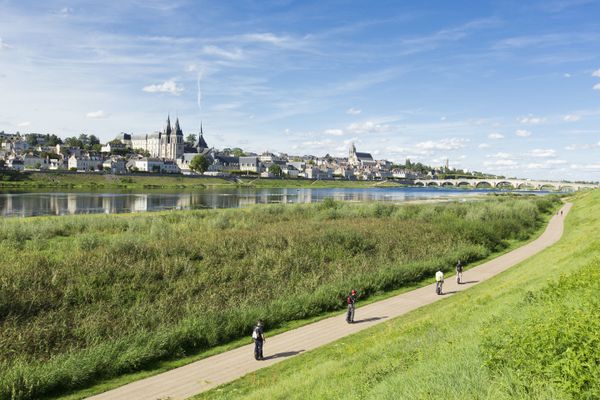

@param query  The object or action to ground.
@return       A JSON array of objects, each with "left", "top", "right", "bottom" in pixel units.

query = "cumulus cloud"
[
  {"left": 478, "top": 143, "right": 490, "bottom": 149},
  {"left": 515, "top": 129, "right": 532, "bottom": 137},
  {"left": 488, "top": 132, "right": 504, "bottom": 139},
  {"left": 527, "top": 148, "right": 556, "bottom": 157},
  {"left": 592, "top": 68, "right": 600, "bottom": 78},
  {"left": 59, "top": 7, "right": 73, "bottom": 16},
  {"left": 142, "top": 79, "right": 183, "bottom": 95},
  {"left": 202, "top": 45, "right": 243, "bottom": 60},
  {"left": 564, "top": 73, "right": 571, "bottom": 78},
  {"left": 17, "top": 121, "right": 30, "bottom": 127},
  {"left": 518, "top": 115, "right": 545, "bottom": 124},
  {"left": 594, "top": 83, "right": 600, "bottom": 91},
  {"left": 85, "top": 110, "right": 105, "bottom": 118},
  {"left": 563, "top": 114, "right": 581, "bottom": 122},
  {"left": 570, "top": 163, "right": 600, "bottom": 171},
  {"left": 415, "top": 138, "right": 469, "bottom": 151},
  {"left": 346, "top": 121, "right": 391, "bottom": 134},
  {"left": 346, "top": 107, "right": 361, "bottom": 115}
]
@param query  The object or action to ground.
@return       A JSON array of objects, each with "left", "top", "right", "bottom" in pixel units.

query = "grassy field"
[
  {"left": 195, "top": 190, "right": 599, "bottom": 400},
  {"left": 0, "top": 195, "right": 560, "bottom": 399}
]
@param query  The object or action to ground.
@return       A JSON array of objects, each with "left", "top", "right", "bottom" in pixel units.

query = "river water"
[{"left": 0, "top": 187, "right": 546, "bottom": 217}]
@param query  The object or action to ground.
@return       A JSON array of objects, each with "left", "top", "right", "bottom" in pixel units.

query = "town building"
[{"left": 129, "top": 116, "right": 184, "bottom": 160}]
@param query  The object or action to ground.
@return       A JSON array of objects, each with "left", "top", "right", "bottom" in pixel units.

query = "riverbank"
[
  {"left": 0, "top": 170, "right": 408, "bottom": 189},
  {"left": 195, "top": 190, "right": 600, "bottom": 400},
  {"left": 0, "top": 196, "right": 560, "bottom": 399}
]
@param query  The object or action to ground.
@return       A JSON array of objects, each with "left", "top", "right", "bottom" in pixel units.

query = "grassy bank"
[
  {"left": 195, "top": 190, "right": 599, "bottom": 400},
  {"left": 0, "top": 195, "right": 560, "bottom": 399},
  {"left": 0, "top": 171, "right": 407, "bottom": 190},
  {"left": 0, "top": 171, "right": 233, "bottom": 189}
]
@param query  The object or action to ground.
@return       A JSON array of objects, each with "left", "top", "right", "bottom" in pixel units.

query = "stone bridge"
[{"left": 413, "top": 178, "right": 598, "bottom": 191}]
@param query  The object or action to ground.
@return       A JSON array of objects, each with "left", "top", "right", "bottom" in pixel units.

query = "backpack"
[{"left": 252, "top": 326, "right": 260, "bottom": 340}]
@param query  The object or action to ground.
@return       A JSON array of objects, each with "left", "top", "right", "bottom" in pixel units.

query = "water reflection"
[{"left": 0, "top": 187, "right": 540, "bottom": 218}]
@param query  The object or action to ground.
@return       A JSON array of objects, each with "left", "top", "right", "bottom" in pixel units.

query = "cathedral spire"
[
  {"left": 165, "top": 115, "right": 172, "bottom": 136},
  {"left": 174, "top": 117, "right": 183, "bottom": 136}
]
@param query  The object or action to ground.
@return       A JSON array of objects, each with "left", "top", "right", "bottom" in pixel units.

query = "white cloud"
[
  {"left": 241, "top": 33, "right": 290, "bottom": 46},
  {"left": 594, "top": 83, "right": 600, "bottom": 91},
  {"left": 515, "top": 129, "right": 532, "bottom": 137},
  {"left": 202, "top": 45, "right": 243, "bottom": 60},
  {"left": 564, "top": 73, "right": 571, "bottom": 78},
  {"left": 59, "top": 7, "right": 73, "bottom": 17},
  {"left": 415, "top": 138, "right": 469, "bottom": 151},
  {"left": 85, "top": 110, "right": 106, "bottom": 118},
  {"left": 563, "top": 114, "right": 581, "bottom": 122},
  {"left": 17, "top": 121, "right": 31, "bottom": 127},
  {"left": 526, "top": 163, "right": 545, "bottom": 169},
  {"left": 518, "top": 115, "right": 545, "bottom": 124},
  {"left": 346, "top": 107, "right": 361, "bottom": 115},
  {"left": 546, "top": 159, "right": 567, "bottom": 165},
  {"left": 527, "top": 148, "right": 556, "bottom": 158},
  {"left": 592, "top": 68, "right": 600, "bottom": 78},
  {"left": 324, "top": 128, "right": 344, "bottom": 136},
  {"left": 0, "top": 37, "right": 11, "bottom": 50},
  {"left": 487, "top": 152, "right": 513, "bottom": 159},
  {"left": 570, "top": 163, "right": 600, "bottom": 171},
  {"left": 142, "top": 79, "right": 183, "bottom": 95},
  {"left": 488, "top": 132, "right": 504, "bottom": 139},
  {"left": 346, "top": 121, "right": 391, "bottom": 134},
  {"left": 478, "top": 143, "right": 490, "bottom": 149}
]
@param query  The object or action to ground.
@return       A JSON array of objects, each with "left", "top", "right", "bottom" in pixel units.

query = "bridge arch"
[
  {"left": 495, "top": 181, "right": 515, "bottom": 189},
  {"left": 414, "top": 181, "right": 425, "bottom": 187},
  {"left": 475, "top": 181, "right": 492, "bottom": 189},
  {"left": 540, "top": 184, "right": 557, "bottom": 191},
  {"left": 517, "top": 182, "right": 536, "bottom": 190},
  {"left": 457, "top": 181, "right": 472, "bottom": 188},
  {"left": 441, "top": 181, "right": 455, "bottom": 187},
  {"left": 427, "top": 181, "right": 439, "bottom": 187}
]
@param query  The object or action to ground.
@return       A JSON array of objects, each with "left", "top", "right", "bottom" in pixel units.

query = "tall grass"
[{"left": 0, "top": 195, "right": 559, "bottom": 399}]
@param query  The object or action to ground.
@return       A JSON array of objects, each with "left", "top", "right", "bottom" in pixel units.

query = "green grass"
[
  {"left": 0, "top": 194, "right": 561, "bottom": 399},
  {"left": 194, "top": 190, "right": 599, "bottom": 400},
  {"left": 0, "top": 171, "right": 233, "bottom": 189}
]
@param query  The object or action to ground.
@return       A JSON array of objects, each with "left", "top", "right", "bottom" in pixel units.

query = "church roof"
[
  {"left": 195, "top": 133, "right": 208, "bottom": 149},
  {"left": 355, "top": 152, "right": 373, "bottom": 160}
]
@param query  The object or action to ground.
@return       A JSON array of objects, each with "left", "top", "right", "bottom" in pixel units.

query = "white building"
[
  {"left": 129, "top": 116, "right": 184, "bottom": 160},
  {"left": 239, "top": 156, "right": 261, "bottom": 173},
  {"left": 127, "top": 157, "right": 180, "bottom": 173},
  {"left": 68, "top": 154, "right": 103, "bottom": 171}
]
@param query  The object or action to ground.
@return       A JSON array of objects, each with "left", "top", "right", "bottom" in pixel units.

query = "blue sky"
[{"left": 0, "top": 0, "right": 599, "bottom": 181}]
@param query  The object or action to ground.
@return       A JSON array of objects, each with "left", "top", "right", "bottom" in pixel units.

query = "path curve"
[{"left": 88, "top": 203, "right": 572, "bottom": 400}]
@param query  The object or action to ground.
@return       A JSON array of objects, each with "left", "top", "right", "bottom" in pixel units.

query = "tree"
[
  {"left": 268, "top": 164, "right": 282, "bottom": 177},
  {"left": 65, "top": 137, "right": 83, "bottom": 148},
  {"left": 25, "top": 134, "right": 38, "bottom": 146},
  {"left": 45, "top": 134, "right": 62, "bottom": 146},
  {"left": 89, "top": 135, "right": 100, "bottom": 146},
  {"left": 232, "top": 148, "right": 245, "bottom": 157},
  {"left": 190, "top": 154, "right": 209, "bottom": 173},
  {"left": 185, "top": 134, "right": 197, "bottom": 146}
]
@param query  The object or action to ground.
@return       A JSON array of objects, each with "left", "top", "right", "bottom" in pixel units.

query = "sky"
[{"left": 0, "top": 0, "right": 599, "bottom": 181}]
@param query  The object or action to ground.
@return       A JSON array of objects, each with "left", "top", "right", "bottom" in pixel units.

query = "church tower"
[{"left": 349, "top": 142, "right": 357, "bottom": 166}]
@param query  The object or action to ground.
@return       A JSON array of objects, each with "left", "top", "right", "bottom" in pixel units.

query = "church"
[
  {"left": 348, "top": 142, "right": 376, "bottom": 167},
  {"left": 128, "top": 116, "right": 185, "bottom": 160}
]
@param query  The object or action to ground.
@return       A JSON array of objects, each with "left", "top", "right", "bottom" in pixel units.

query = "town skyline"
[{"left": 1, "top": 1, "right": 600, "bottom": 181}]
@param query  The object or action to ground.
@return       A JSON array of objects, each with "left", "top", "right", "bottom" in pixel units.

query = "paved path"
[{"left": 88, "top": 203, "right": 571, "bottom": 400}]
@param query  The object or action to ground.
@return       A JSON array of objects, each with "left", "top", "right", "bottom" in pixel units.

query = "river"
[{"left": 0, "top": 187, "right": 547, "bottom": 217}]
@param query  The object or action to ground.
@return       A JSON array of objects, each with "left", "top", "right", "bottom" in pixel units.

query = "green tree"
[
  {"left": 46, "top": 134, "right": 63, "bottom": 146},
  {"left": 185, "top": 134, "right": 197, "bottom": 146},
  {"left": 268, "top": 164, "right": 283, "bottom": 177},
  {"left": 232, "top": 148, "right": 245, "bottom": 157},
  {"left": 64, "top": 137, "right": 83, "bottom": 148},
  {"left": 25, "top": 134, "right": 38, "bottom": 147},
  {"left": 89, "top": 135, "right": 100, "bottom": 146},
  {"left": 190, "top": 154, "right": 209, "bottom": 173}
]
